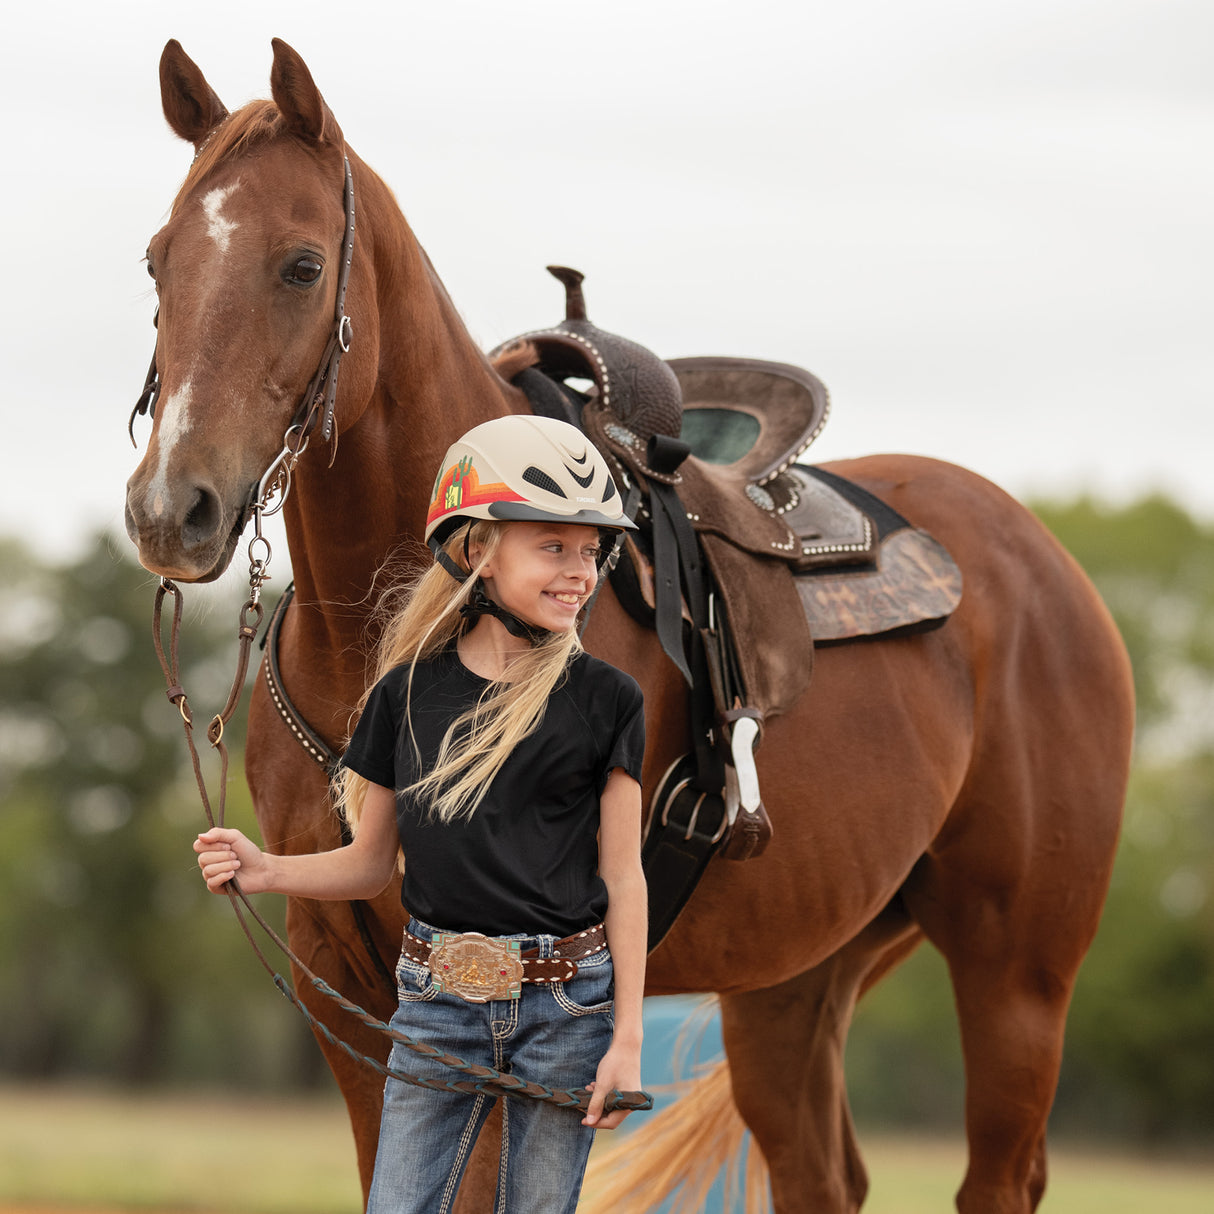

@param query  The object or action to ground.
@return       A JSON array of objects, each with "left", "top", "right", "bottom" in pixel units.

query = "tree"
[{"left": 0, "top": 534, "right": 316, "bottom": 1087}]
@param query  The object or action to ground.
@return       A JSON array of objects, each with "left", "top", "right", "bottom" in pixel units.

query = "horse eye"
[
  {"left": 145, "top": 260, "right": 156, "bottom": 280},
  {"left": 284, "top": 256, "right": 324, "bottom": 287}
]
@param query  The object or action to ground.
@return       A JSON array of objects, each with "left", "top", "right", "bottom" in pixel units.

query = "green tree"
[{"left": 0, "top": 534, "right": 316, "bottom": 1088}]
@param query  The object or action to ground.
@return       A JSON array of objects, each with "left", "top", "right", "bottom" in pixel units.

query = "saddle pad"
[
  {"left": 790, "top": 465, "right": 962, "bottom": 644},
  {"left": 796, "top": 527, "right": 962, "bottom": 645}
]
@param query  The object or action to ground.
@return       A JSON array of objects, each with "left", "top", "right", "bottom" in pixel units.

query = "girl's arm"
[
  {"left": 194, "top": 780, "right": 400, "bottom": 902},
  {"left": 584, "top": 766, "right": 647, "bottom": 1129}
]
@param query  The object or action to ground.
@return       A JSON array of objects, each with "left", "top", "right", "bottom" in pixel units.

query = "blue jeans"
[{"left": 366, "top": 917, "right": 615, "bottom": 1214}]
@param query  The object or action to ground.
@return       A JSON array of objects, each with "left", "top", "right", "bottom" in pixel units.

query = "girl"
[{"left": 195, "top": 415, "right": 647, "bottom": 1213}]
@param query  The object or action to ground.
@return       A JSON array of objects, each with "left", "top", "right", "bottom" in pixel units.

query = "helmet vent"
[
  {"left": 601, "top": 477, "right": 618, "bottom": 503},
  {"left": 522, "top": 466, "right": 567, "bottom": 498}
]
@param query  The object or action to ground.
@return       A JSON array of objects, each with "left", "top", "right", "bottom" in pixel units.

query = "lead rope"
[{"left": 151, "top": 573, "right": 651, "bottom": 1116}]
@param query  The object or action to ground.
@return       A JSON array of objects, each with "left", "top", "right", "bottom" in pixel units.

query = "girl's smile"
[{"left": 479, "top": 521, "right": 601, "bottom": 633}]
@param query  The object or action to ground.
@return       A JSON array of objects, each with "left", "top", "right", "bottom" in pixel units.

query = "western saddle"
[{"left": 493, "top": 268, "right": 961, "bottom": 949}]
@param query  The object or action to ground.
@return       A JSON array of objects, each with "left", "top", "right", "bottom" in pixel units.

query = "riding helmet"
[{"left": 424, "top": 415, "right": 636, "bottom": 554}]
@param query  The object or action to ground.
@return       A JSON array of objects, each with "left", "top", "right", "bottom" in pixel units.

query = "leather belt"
[{"left": 402, "top": 923, "right": 606, "bottom": 996}]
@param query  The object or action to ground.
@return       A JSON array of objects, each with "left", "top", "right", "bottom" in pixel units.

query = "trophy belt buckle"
[{"left": 428, "top": 931, "right": 524, "bottom": 1002}]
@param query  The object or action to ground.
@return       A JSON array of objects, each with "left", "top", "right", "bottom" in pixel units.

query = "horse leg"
[
  {"left": 719, "top": 903, "right": 923, "bottom": 1214},
  {"left": 903, "top": 774, "right": 1125, "bottom": 1212},
  {"left": 938, "top": 955, "right": 1057, "bottom": 1213}
]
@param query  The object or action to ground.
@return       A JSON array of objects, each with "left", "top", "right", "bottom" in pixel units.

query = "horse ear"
[
  {"left": 159, "top": 39, "right": 229, "bottom": 148},
  {"left": 270, "top": 38, "right": 342, "bottom": 145}
]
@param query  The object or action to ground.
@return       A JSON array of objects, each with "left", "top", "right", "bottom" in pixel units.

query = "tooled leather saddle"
[{"left": 493, "top": 268, "right": 961, "bottom": 949}]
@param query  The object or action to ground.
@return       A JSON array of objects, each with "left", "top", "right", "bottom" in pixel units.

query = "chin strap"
[{"left": 458, "top": 584, "right": 550, "bottom": 645}]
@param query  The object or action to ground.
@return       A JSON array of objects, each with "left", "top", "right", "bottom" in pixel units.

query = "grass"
[
  {"left": 1, "top": 1083, "right": 1211, "bottom": 1213},
  {"left": 856, "top": 1134, "right": 1214, "bottom": 1214},
  {"left": 0, "top": 1084, "right": 362, "bottom": 1214}
]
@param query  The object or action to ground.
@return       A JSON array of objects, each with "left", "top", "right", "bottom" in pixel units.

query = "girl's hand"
[
  {"left": 582, "top": 1040, "right": 642, "bottom": 1130},
  {"left": 194, "top": 827, "right": 271, "bottom": 894}
]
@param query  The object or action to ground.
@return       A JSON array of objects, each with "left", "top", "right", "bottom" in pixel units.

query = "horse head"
[{"left": 125, "top": 39, "right": 377, "bottom": 582}]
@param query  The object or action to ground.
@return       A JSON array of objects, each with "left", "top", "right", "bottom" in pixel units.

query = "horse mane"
[
  {"left": 488, "top": 339, "right": 539, "bottom": 381},
  {"left": 171, "top": 100, "right": 286, "bottom": 213}
]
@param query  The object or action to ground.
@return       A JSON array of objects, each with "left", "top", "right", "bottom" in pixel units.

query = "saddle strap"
[{"left": 646, "top": 466, "right": 724, "bottom": 795}]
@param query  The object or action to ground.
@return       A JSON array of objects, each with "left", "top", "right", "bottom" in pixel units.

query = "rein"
[{"left": 138, "top": 153, "right": 650, "bottom": 1118}]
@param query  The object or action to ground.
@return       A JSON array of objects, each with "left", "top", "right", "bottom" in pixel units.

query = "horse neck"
[{"left": 281, "top": 160, "right": 517, "bottom": 680}]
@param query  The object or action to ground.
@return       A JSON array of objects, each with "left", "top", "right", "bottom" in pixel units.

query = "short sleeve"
[
  {"left": 599, "top": 676, "right": 645, "bottom": 792},
  {"left": 339, "top": 674, "right": 400, "bottom": 789}
]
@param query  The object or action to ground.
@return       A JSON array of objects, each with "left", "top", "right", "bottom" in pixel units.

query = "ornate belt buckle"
[{"left": 429, "top": 932, "right": 523, "bottom": 1002}]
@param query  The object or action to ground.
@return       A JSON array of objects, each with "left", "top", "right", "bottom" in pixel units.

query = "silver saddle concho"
[{"left": 428, "top": 931, "right": 525, "bottom": 1002}]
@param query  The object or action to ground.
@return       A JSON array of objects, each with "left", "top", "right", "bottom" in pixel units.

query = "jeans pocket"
[
  {"left": 396, "top": 955, "right": 438, "bottom": 1003},
  {"left": 551, "top": 949, "right": 614, "bottom": 1017}
]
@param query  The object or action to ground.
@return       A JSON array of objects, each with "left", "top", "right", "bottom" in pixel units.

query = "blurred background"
[{"left": 2, "top": 0, "right": 1211, "bottom": 1209}]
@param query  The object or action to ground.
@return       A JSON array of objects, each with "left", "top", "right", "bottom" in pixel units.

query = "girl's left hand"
[{"left": 582, "top": 1040, "right": 642, "bottom": 1129}]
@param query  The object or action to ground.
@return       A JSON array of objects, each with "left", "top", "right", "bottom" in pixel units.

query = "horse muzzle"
[{"left": 124, "top": 471, "right": 249, "bottom": 583}]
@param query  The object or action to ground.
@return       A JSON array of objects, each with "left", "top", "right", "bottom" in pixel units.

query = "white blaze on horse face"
[
  {"left": 147, "top": 379, "right": 195, "bottom": 518},
  {"left": 201, "top": 181, "right": 240, "bottom": 255}
]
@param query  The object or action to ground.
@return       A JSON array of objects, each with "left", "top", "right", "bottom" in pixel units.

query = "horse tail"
[{"left": 581, "top": 1058, "right": 770, "bottom": 1214}]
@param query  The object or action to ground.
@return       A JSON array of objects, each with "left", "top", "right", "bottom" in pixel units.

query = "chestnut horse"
[{"left": 125, "top": 39, "right": 1133, "bottom": 1214}]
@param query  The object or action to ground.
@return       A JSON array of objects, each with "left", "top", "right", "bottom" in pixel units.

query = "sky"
[{"left": 3, "top": 0, "right": 1211, "bottom": 567}]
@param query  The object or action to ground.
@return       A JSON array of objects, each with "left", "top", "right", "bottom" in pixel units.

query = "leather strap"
[
  {"left": 261, "top": 584, "right": 340, "bottom": 777},
  {"left": 259, "top": 584, "right": 397, "bottom": 995}
]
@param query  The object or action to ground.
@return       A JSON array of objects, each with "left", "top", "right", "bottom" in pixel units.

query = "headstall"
[{"left": 131, "top": 155, "right": 357, "bottom": 606}]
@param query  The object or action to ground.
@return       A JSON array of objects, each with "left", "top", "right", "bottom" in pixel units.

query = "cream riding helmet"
[{"left": 425, "top": 415, "right": 636, "bottom": 633}]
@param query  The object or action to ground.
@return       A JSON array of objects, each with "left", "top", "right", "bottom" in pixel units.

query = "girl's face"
[{"left": 479, "top": 521, "right": 602, "bottom": 632}]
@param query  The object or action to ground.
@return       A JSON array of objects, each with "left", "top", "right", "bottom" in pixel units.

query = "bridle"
[
  {"left": 135, "top": 150, "right": 650, "bottom": 1117},
  {"left": 130, "top": 154, "right": 358, "bottom": 609}
]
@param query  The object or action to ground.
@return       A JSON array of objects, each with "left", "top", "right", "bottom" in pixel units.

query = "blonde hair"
[{"left": 333, "top": 520, "right": 583, "bottom": 862}]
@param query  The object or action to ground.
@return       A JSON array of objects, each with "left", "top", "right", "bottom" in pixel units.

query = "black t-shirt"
[{"left": 340, "top": 647, "right": 645, "bottom": 936}]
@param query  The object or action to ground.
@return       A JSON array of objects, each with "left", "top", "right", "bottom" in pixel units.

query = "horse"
[{"left": 124, "top": 39, "right": 1134, "bottom": 1214}]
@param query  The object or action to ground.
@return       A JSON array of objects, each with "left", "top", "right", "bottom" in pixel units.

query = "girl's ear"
[{"left": 465, "top": 522, "right": 498, "bottom": 578}]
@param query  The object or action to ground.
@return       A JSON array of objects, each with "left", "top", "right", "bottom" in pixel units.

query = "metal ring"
[
  {"left": 682, "top": 792, "right": 708, "bottom": 842},
  {"left": 248, "top": 534, "right": 273, "bottom": 569},
  {"left": 658, "top": 777, "right": 693, "bottom": 828},
  {"left": 338, "top": 315, "right": 353, "bottom": 353}
]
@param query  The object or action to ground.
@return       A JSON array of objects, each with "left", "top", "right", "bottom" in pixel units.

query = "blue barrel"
[{"left": 607, "top": 995, "right": 730, "bottom": 1213}]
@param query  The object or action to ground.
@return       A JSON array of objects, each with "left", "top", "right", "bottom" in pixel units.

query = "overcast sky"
[{"left": 4, "top": 0, "right": 1211, "bottom": 567}]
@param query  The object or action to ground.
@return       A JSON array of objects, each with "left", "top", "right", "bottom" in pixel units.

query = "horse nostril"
[{"left": 181, "top": 485, "right": 223, "bottom": 550}]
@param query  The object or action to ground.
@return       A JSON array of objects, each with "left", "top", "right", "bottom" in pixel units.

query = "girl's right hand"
[{"left": 194, "top": 828, "right": 271, "bottom": 894}]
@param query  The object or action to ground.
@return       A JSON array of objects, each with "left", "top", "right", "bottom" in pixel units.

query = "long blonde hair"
[{"left": 333, "top": 520, "right": 583, "bottom": 856}]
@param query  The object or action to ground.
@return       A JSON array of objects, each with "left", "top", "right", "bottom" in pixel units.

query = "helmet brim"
[{"left": 486, "top": 501, "right": 638, "bottom": 531}]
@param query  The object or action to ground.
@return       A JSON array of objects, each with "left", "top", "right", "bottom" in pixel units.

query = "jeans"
[{"left": 366, "top": 917, "right": 615, "bottom": 1214}]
